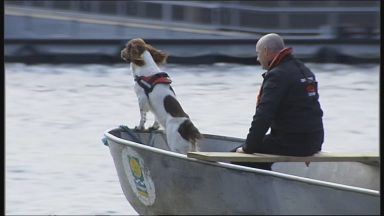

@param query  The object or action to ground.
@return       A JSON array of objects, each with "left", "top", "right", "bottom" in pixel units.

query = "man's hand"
[{"left": 235, "top": 146, "right": 245, "bottom": 153}]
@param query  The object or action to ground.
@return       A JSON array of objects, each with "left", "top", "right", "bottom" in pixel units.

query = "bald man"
[{"left": 233, "top": 33, "right": 324, "bottom": 170}]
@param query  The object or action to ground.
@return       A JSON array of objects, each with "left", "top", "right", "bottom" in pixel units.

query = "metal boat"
[{"left": 103, "top": 126, "right": 380, "bottom": 215}]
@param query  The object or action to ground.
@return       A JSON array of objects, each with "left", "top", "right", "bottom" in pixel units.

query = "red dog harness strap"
[{"left": 135, "top": 72, "right": 173, "bottom": 96}]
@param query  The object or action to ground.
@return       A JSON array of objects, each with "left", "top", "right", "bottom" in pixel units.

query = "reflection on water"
[{"left": 5, "top": 63, "right": 379, "bottom": 215}]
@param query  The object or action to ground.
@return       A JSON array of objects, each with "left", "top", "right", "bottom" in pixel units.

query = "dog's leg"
[
  {"left": 135, "top": 92, "right": 150, "bottom": 131},
  {"left": 148, "top": 120, "right": 160, "bottom": 131},
  {"left": 190, "top": 142, "right": 200, "bottom": 152},
  {"left": 135, "top": 108, "right": 147, "bottom": 131}
]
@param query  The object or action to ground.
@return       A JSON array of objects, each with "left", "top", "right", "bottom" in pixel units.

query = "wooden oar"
[{"left": 187, "top": 151, "right": 379, "bottom": 164}]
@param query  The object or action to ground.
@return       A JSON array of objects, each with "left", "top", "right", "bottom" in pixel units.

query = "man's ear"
[{"left": 264, "top": 47, "right": 269, "bottom": 58}]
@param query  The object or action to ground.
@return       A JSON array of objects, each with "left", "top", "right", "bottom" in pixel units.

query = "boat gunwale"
[{"left": 104, "top": 127, "right": 380, "bottom": 196}]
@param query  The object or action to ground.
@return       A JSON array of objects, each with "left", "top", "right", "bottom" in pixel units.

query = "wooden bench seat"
[{"left": 187, "top": 151, "right": 379, "bottom": 163}]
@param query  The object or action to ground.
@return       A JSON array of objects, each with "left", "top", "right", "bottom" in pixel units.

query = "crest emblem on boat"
[{"left": 122, "top": 148, "right": 156, "bottom": 206}]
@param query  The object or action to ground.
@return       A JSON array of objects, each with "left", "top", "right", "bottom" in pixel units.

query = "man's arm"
[
  {"left": 242, "top": 113, "right": 270, "bottom": 153},
  {"left": 242, "top": 70, "right": 289, "bottom": 153}
]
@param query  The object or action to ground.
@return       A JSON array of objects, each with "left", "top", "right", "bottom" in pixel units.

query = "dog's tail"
[{"left": 178, "top": 119, "right": 203, "bottom": 147}]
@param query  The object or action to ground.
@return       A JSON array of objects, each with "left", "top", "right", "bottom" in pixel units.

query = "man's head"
[{"left": 256, "top": 33, "right": 285, "bottom": 69}]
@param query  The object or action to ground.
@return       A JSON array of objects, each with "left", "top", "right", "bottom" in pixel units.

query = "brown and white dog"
[{"left": 121, "top": 38, "right": 202, "bottom": 153}]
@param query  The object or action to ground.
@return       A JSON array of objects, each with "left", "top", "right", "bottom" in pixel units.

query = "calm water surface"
[{"left": 5, "top": 63, "right": 379, "bottom": 215}]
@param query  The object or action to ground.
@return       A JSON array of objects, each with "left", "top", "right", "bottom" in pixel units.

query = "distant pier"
[{"left": 4, "top": 1, "right": 380, "bottom": 64}]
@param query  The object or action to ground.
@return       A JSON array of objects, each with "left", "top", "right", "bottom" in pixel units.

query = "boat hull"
[{"left": 105, "top": 128, "right": 380, "bottom": 215}]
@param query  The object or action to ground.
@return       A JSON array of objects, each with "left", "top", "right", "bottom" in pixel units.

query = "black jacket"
[{"left": 243, "top": 55, "right": 324, "bottom": 153}]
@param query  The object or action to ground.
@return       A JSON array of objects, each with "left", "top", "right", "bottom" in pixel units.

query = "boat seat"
[{"left": 187, "top": 151, "right": 379, "bottom": 164}]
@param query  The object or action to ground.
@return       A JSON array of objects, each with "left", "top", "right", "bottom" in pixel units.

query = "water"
[{"left": 5, "top": 62, "right": 379, "bottom": 215}]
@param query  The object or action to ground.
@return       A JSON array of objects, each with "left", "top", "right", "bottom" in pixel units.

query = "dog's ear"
[
  {"left": 127, "top": 38, "right": 146, "bottom": 66},
  {"left": 146, "top": 44, "right": 168, "bottom": 65}
]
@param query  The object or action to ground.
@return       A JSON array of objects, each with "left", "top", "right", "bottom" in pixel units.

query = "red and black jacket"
[{"left": 243, "top": 49, "right": 324, "bottom": 154}]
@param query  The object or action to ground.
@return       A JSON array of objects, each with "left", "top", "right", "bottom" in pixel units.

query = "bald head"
[
  {"left": 256, "top": 33, "right": 285, "bottom": 53},
  {"left": 255, "top": 33, "right": 285, "bottom": 69}
]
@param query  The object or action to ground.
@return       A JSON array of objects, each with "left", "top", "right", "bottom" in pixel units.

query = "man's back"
[{"left": 267, "top": 56, "right": 324, "bottom": 133}]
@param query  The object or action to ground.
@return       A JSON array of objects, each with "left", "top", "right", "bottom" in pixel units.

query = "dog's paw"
[
  {"left": 148, "top": 125, "right": 160, "bottom": 132},
  {"left": 134, "top": 126, "right": 146, "bottom": 131}
]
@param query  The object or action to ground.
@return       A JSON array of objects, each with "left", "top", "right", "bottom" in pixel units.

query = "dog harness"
[{"left": 135, "top": 72, "right": 173, "bottom": 96}]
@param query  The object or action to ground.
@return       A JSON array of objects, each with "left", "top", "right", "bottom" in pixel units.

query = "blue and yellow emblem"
[
  {"left": 122, "top": 148, "right": 156, "bottom": 206},
  {"left": 128, "top": 156, "right": 149, "bottom": 197}
]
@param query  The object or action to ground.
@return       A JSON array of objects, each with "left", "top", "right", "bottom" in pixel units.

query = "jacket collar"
[{"left": 267, "top": 47, "right": 293, "bottom": 70}]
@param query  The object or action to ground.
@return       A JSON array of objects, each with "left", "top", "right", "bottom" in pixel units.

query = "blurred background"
[
  {"left": 5, "top": 0, "right": 380, "bottom": 64},
  {"left": 5, "top": 1, "right": 380, "bottom": 215}
]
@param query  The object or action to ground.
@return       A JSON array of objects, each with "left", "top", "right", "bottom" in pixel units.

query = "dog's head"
[{"left": 121, "top": 38, "right": 168, "bottom": 66}]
